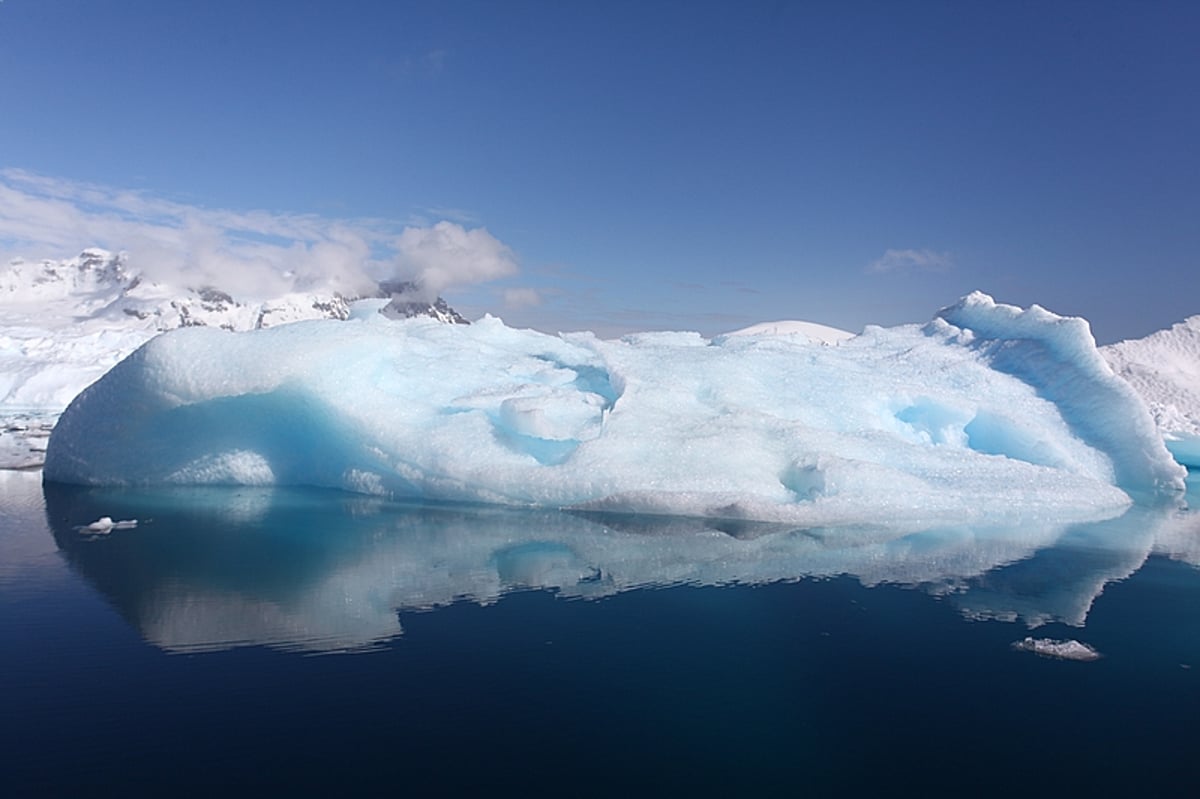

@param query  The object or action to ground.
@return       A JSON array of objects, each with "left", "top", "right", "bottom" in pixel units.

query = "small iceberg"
[
  {"left": 77, "top": 516, "right": 139, "bottom": 535},
  {"left": 1011, "top": 636, "right": 1102, "bottom": 661}
]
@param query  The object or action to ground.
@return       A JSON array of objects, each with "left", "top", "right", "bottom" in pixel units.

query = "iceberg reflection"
[{"left": 44, "top": 481, "right": 1200, "bottom": 654}]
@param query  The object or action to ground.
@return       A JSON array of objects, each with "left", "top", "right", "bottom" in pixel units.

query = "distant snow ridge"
[
  {"left": 0, "top": 248, "right": 355, "bottom": 333},
  {"left": 1101, "top": 316, "right": 1200, "bottom": 467},
  {"left": 721, "top": 319, "right": 854, "bottom": 345},
  {"left": 0, "top": 249, "right": 469, "bottom": 468}
]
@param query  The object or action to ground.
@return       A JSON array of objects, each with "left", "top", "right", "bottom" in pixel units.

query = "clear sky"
[{"left": 1, "top": 0, "right": 1198, "bottom": 342}]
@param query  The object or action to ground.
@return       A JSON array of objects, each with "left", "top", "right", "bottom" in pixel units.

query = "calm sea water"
[{"left": 2, "top": 470, "right": 1198, "bottom": 795}]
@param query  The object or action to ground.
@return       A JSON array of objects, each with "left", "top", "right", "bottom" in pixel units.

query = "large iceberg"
[{"left": 43, "top": 292, "right": 1185, "bottom": 525}]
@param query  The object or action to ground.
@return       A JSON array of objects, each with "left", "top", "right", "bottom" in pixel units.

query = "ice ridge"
[{"left": 937, "top": 292, "right": 1185, "bottom": 495}]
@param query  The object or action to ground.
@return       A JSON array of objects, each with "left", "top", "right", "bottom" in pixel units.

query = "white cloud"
[
  {"left": 393, "top": 221, "right": 517, "bottom": 299},
  {"left": 868, "top": 248, "right": 954, "bottom": 274},
  {"left": 0, "top": 169, "right": 518, "bottom": 300},
  {"left": 502, "top": 287, "right": 542, "bottom": 309}
]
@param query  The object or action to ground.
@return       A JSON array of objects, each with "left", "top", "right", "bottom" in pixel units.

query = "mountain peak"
[
  {"left": 2, "top": 250, "right": 471, "bottom": 330},
  {"left": 1, "top": 248, "right": 134, "bottom": 301},
  {"left": 377, "top": 280, "right": 469, "bottom": 325}
]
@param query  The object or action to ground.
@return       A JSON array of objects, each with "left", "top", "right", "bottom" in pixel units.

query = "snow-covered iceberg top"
[
  {"left": 43, "top": 292, "right": 1186, "bottom": 525},
  {"left": 720, "top": 319, "right": 855, "bottom": 344}
]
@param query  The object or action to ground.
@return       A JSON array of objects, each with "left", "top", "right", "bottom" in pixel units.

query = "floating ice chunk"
[
  {"left": 1011, "top": 637, "right": 1102, "bottom": 661},
  {"left": 0, "top": 412, "right": 54, "bottom": 469},
  {"left": 84, "top": 516, "right": 116, "bottom": 533},
  {"left": 77, "top": 516, "right": 139, "bottom": 535}
]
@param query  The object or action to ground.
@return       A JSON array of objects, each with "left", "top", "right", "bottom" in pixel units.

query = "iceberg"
[
  {"left": 1101, "top": 315, "right": 1200, "bottom": 467},
  {"left": 1011, "top": 637, "right": 1103, "bottom": 661},
  {"left": 43, "top": 292, "right": 1185, "bottom": 525}
]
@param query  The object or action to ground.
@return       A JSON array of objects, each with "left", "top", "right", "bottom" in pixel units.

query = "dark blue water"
[{"left": 2, "top": 472, "right": 1198, "bottom": 795}]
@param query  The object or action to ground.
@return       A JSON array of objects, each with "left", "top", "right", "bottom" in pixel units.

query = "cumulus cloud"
[
  {"left": 392, "top": 222, "right": 517, "bottom": 299},
  {"left": 868, "top": 248, "right": 954, "bottom": 274},
  {"left": 0, "top": 169, "right": 518, "bottom": 300}
]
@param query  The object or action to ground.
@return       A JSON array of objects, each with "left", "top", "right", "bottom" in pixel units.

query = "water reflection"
[{"left": 44, "top": 481, "right": 1200, "bottom": 654}]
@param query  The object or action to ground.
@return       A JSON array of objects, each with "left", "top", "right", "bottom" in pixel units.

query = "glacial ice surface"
[
  {"left": 43, "top": 292, "right": 1186, "bottom": 525},
  {"left": 1101, "top": 314, "right": 1200, "bottom": 466}
]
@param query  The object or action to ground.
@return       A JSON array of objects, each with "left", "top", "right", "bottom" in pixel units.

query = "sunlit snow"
[{"left": 721, "top": 319, "right": 855, "bottom": 344}]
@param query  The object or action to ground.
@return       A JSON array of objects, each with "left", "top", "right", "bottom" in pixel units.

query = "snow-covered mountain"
[
  {"left": 378, "top": 280, "right": 469, "bottom": 325},
  {"left": 0, "top": 248, "right": 134, "bottom": 300},
  {"left": 0, "top": 249, "right": 468, "bottom": 468},
  {"left": 0, "top": 248, "right": 357, "bottom": 331}
]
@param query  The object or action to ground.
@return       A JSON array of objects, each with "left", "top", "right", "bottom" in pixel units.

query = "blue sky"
[{"left": 1, "top": 0, "right": 1198, "bottom": 342}]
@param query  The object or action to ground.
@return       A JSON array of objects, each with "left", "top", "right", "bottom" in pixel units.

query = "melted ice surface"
[{"left": 44, "top": 293, "right": 1185, "bottom": 525}]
